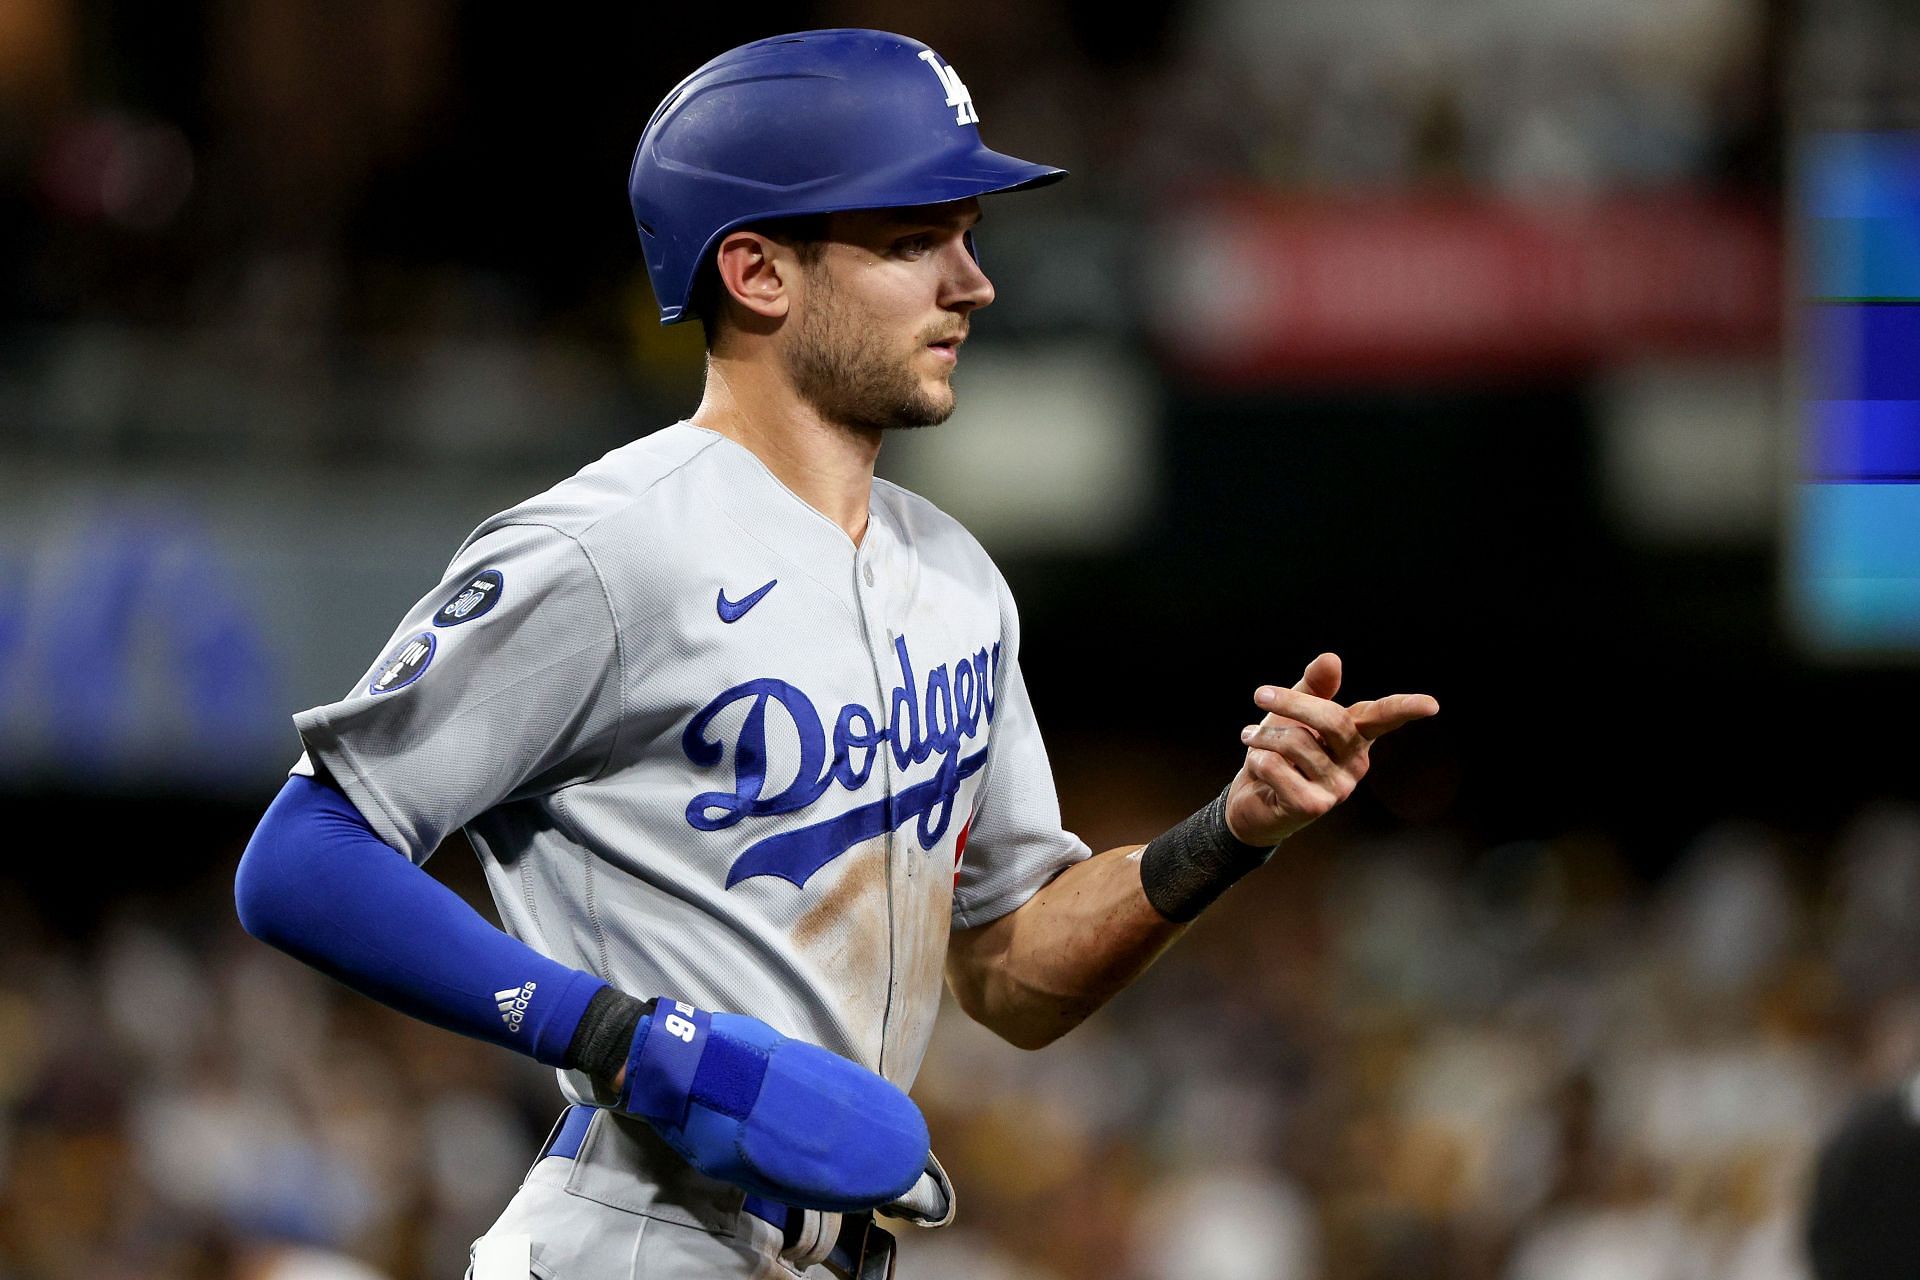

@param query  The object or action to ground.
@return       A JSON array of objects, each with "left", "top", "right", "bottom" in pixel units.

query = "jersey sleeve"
[
  {"left": 950, "top": 571, "right": 1090, "bottom": 929},
  {"left": 292, "top": 522, "right": 624, "bottom": 864}
]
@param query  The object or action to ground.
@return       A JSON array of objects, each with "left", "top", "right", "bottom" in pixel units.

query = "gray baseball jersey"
[{"left": 292, "top": 421, "right": 1089, "bottom": 1105}]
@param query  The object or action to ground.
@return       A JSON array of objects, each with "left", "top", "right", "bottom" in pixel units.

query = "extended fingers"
[
  {"left": 1350, "top": 693, "right": 1441, "bottom": 742},
  {"left": 1254, "top": 686, "right": 1363, "bottom": 758}
]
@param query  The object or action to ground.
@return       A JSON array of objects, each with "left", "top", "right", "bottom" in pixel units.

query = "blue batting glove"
[{"left": 618, "top": 999, "right": 929, "bottom": 1212}]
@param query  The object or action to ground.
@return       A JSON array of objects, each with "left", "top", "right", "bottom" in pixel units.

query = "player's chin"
[
  {"left": 919, "top": 381, "right": 958, "bottom": 421},
  {"left": 884, "top": 383, "right": 956, "bottom": 431}
]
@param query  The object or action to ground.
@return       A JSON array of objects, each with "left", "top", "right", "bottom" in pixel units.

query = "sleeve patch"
[
  {"left": 369, "top": 632, "right": 436, "bottom": 695},
  {"left": 433, "top": 569, "right": 505, "bottom": 627}
]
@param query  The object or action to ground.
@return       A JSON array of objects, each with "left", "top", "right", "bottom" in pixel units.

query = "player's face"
[{"left": 786, "top": 201, "right": 994, "bottom": 433}]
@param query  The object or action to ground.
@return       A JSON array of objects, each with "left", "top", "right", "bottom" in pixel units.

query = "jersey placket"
[{"left": 851, "top": 521, "right": 902, "bottom": 1075}]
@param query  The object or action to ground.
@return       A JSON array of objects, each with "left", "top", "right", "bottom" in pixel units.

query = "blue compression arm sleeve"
[{"left": 235, "top": 774, "right": 605, "bottom": 1066}]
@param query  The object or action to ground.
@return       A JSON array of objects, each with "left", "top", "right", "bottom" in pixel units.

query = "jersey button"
[{"left": 862, "top": 563, "right": 876, "bottom": 587}]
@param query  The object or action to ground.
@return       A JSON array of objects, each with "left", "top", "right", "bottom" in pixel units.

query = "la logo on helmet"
[{"left": 918, "top": 51, "right": 978, "bottom": 126}]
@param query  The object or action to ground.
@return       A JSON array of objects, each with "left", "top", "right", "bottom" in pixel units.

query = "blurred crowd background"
[
  {"left": 4, "top": 0, "right": 1920, "bottom": 1277},
  {"left": 12, "top": 790, "right": 1920, "bottom": 1280}
]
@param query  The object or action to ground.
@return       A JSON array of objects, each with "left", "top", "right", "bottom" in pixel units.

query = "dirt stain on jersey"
[
  {"left": 794, "top": 841, "right": 891, "bottom": 1044},
  {"left": 887, "top": 856, "right": 955, "bottom": 1071}
]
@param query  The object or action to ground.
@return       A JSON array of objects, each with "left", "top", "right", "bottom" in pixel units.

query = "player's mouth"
[{"left": 926, "top": 333, "right": 965, "bottom": 364}]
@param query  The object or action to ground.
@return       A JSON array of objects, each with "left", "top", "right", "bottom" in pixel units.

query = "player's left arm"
[
  {"left": 944, "top": 841, "right": 1176, "bottom": 1050},
  {"left": 946, "top": 652, "right": 1436, "bottom": 1050}
]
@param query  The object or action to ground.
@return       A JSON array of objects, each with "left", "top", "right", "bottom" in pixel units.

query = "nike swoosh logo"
[{"left": 717, "top": 579, "right": 778, "bottom": 623}]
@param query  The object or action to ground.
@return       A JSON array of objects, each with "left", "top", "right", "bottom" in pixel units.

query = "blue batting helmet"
[{"left": 629, "top": 29, "right": 1068, "bottom": 325}]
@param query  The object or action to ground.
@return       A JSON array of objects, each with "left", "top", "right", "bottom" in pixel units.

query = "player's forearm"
[
  {"left": 235, "top": 775, "right": 606, "bottom": 1065},
  {"left": 946, "top": 844, "right": 1185, "bottom": 1050}
]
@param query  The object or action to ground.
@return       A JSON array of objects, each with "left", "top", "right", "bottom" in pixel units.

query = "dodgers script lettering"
[{"left": 682, "top": 636, "right": 999, "bottom": 889}]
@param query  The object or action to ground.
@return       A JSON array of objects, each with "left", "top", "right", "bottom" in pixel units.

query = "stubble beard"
[{"left": 787, "top": 271, "right": 956, "bottom": 434}]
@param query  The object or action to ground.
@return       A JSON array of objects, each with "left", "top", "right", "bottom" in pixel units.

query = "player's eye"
[{"left": 893, "top": 235, "right": 933, "bottom": 259}]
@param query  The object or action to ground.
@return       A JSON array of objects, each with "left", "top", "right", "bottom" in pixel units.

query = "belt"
[
  {"left": 539, "top": 1105, "right": 896, "bottom": 1280},
  {"left": 740, "top": 1194, "right": 894, "bottom": 1279}
]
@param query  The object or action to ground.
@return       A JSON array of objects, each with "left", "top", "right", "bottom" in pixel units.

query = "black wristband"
[
  {"left": 1138, "top": 786, "right": 1276, "bottom": 923},
  {"left": 566, "top": 986, "right": 648, "bottom": 1086}
]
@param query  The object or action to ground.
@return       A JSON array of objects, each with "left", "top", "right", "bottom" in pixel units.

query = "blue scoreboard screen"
[{"left": 1794, "top": 132, "right": 1920, "bottom": 654}]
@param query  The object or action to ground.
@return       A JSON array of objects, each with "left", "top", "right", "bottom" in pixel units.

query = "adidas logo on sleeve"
[{"left": 496, "top": 981, "right": 538, "bottom": 1032}]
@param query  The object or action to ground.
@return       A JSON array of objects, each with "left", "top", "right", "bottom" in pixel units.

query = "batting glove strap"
[
  {"left": 1138, "top": 785, "right": 1276, "bottom": 923},
  {"left": 621, "top": 1000, "right": 721, "bottom": 1127}
]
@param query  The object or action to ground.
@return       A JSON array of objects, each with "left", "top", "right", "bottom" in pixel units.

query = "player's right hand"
[
  {"left": 1226, "top": 652, "right": 1438, "bottom": 846},
  {"left": 616, "top": 999, "right": 930, "bottom": 1212}
]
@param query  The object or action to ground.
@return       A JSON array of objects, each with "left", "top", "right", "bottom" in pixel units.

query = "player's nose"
[{"left": 942, "top": 241, "right": 995, "bottom": 312}]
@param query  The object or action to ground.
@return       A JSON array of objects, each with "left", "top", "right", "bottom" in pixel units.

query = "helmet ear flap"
[{"left": 964, "top": 228, "right": 980, "bottom": 267}]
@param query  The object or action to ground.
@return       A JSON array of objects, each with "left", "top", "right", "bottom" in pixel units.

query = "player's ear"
[{"left": 712, "top": 231, "right": 795, "bottom": 327}]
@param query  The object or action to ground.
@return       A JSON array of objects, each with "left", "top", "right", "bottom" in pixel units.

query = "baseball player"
[{"left": 235, "top": 29, "right": 1437, "bottom": 1280}]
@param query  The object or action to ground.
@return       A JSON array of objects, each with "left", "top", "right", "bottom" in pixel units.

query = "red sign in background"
[{"left": 1153, "top": 191, "right": 1782, "bottom": 385}]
